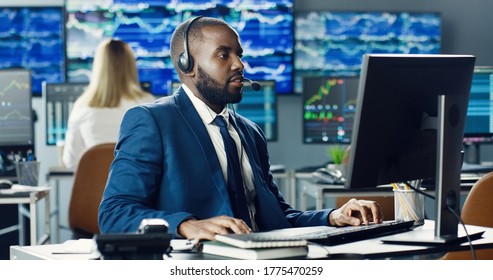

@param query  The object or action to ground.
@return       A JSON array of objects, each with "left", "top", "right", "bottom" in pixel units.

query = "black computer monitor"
[
  {"left": 169, "top": 80, "right": 278, "bottom": 141},
  {"left": 302, "top": 76, "right": 359, "bottom": 144},
  {"left": 0, "top": 69, "right": 34, "bottom": 179},
  {"left": 463, "top": 66, "right": 493, "bottom": 143},
  {"left": 345, "top": 54, "right": 475, "bottom": 241}
]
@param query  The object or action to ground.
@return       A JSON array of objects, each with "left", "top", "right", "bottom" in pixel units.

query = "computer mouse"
[{"left": 0, "top": 179, "right": 13, "bottom": 189}]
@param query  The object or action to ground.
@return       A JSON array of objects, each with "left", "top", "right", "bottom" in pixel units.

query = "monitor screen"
[
  {"left": 170, "top": 80, "right": 278, "bottom": 141},
  {"left": 43, "top": 81, "right": 153, "bottom": 146},
  {"left": 345, "top": 54, "right": 475, "bottom": 239},
  {"left": 233, "top": 80, "right": 278, "bottom": 141},
  {"left": 302, "top": 76, "right": 359, "bottom": 144},
  {"left": 0, "top": 6, "right": 65, "bottom": 96},
  {"left": 294, "top": 11, "right": 441, "bottom": 94},
  {"left": 43, "top": 82, "right": 88, "bottom": 146},
  {"left": 65, "top": 0, "right": 294, "bottom": 95},
  {"left": 0, "top": 69, "right": 34, "bottom": 178},
  {"left": 463, "top": 66, "right": 493, "bottom": 143}
]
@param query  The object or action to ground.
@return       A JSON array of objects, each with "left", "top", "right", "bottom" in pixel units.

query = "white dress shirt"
[{"left": 182, "top": 85, "right": 258, "bottom": 230}]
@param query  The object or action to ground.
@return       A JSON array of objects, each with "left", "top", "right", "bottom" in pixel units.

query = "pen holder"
[
  {"left": 393, "top": 189, "right": 425, "bottom": 226},
  {"left": 15, "top": 161, "right": 40, "bottom": 186}
]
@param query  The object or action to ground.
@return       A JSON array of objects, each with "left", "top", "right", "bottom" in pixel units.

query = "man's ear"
[
  {"left": 182, "top": 70, "right": 195, "bottom": 77},
  {"left": 178, "top": 71, "right": 195, "bottom": 78}
]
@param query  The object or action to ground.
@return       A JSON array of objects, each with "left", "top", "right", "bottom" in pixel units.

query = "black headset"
[{"left": 177, "top": 16, "right": 203, "bottom": 73}]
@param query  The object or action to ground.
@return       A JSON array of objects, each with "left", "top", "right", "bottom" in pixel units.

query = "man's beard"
[{"left": 196, "top": 65, "right": 242, "bottom": 106}]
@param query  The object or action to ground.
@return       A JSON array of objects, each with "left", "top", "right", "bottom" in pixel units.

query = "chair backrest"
[
  {"left": 441, "top": 171, "right": 493, "bottom": 260},
  {"left": 68, "top": 143, "right": 115, "bottom": 238}
]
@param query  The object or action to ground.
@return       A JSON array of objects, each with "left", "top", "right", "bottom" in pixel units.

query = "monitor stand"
[
  {"left": 380, "top": 223, "right": 484, "bottom": 246},
  {"left": 382, "top": 94, "right": 485, "bottom": 245}
]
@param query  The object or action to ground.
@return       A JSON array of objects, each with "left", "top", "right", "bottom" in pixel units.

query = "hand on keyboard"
[
  {"left": 289, "top": 220, "right": 414, "bottom": 246},
  {"left": 328, "top": 198, "right": 383, "bottom": 226}
]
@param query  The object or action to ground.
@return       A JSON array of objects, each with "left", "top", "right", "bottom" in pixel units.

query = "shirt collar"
[{"left": 182, "top": 84, "right": 229, "bottom": 125}]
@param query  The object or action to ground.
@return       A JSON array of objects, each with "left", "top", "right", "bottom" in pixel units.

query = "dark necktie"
[{"left": 214, "top": 115, "right": 252, "bottom": 227}]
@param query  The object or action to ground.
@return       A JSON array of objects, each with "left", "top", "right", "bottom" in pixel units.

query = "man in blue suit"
[{"left": 98, "top": 16, "right": 382, "bottom": 241}]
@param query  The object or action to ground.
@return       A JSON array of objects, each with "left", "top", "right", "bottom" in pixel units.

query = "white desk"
[
  {"left": 10, "top": 221, "right": 493, "bottom": 260},
  {"left": 0, "top": 187, "right": 51, "bottom": 246}
]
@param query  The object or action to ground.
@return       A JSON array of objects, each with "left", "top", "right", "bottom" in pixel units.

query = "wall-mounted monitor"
[
  {"left": 0, "top": 69, "right": 34, "bottom": 179},
  {"left": 302, "top": 76, "right": 359, "bottom": 144},
  {"left": 65, "top": 0, "right": 294, "bottom": 95},
  {"left": 294, "top": 11, "right": 441, "bottom": 93},
  {"left": 463, "top": 66, "right": 493, "bottom": 144},
  {"left": 170, "top": 80, "right": 278, "bottom": 141},
  {"left": 0, "top": 7, "right": 65, "bottom": 96}
]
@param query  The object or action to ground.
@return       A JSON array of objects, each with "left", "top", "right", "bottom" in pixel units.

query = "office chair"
[
  {"left": 441, "top": 171, "right": 493, "bottom": 260},
  {"left": 68, "top": 143, "right": 115, "bottom": 239}
]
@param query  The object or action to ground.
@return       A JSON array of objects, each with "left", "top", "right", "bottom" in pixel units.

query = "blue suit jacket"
[{"left": 98, "top": 89, "right": 332, "bottom": 236}]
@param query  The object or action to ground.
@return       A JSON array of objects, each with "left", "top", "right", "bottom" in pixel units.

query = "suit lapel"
[{"left": 175, "top": 90, "right": 232, "bottom": 207}]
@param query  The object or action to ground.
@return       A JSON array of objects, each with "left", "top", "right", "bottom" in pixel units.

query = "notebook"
[
  {"left": 270, "top": 220, "right": 415, "bottom": 246},
  {"left": 215, "top": 231, "right": 308, "bottom": 249},
  {"left": 201, "top": 241, "right": 308, "bottom": 260}
]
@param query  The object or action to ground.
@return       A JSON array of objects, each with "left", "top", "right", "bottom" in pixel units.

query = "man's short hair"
[{"left": 170, "top": 17, "right": 231, "bottom": 72}]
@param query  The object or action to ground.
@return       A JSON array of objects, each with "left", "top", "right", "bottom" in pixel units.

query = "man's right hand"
[{"left": 177, "top": 215, "right": 252, "bottom": 241}]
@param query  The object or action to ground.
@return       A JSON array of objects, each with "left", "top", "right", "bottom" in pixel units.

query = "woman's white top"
[{"left": 62, "top": 95, "right": 156, "bottom": 169}]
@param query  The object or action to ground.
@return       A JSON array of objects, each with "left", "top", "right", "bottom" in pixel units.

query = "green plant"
[{"left": 327, "top": 145, "right": 346, "bottom": 164}]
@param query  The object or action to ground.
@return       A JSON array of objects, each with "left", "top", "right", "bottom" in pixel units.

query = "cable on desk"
[
  {"left": 447, "top": 205, "right": 477, "bottom": 260},
  {"left": 407, "top": 181, "right": 477, "bottom": 259}
]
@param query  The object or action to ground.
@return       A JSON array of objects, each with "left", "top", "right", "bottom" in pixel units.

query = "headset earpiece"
[
  {"left": 178, "top": 52, "right": 192, "bottom": 73},
  {"left": 177, "top": 16, "right": 203, "bottom": 73}
]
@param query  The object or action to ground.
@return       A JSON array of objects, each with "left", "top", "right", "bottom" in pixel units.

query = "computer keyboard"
[{"left": 283, "top": 220, "right": 415, "bottom": 246}]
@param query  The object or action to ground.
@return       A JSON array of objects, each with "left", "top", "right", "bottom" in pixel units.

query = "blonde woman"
[{"left": 62, "top": 39, "right": 155, "bottom": 169}]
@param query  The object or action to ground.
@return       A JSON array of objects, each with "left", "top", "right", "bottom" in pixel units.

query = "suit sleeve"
[
  {"left": 98, "top": 106, "right": 194, "bottom": 234},
  {"left": 250, "top": 121, "right": 334, "bottom": 227}
]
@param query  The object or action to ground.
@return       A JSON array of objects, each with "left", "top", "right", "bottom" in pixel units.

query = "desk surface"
[
  {"left": 0, "top": 186, "right": 50, "bottom": 201},
  {"left": 47, "top": 166, "right": 74, "bottom": 176},
  {"left": 10, "top": 221, "right": 493, "bottom": 260}
]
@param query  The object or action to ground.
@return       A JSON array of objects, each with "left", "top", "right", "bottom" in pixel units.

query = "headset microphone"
[{"left": 244, "top": 77, "right": 261, "bottom": 91}]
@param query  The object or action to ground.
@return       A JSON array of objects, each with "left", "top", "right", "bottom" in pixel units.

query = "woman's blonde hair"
[{"left": 80, "top": 39, "right": 148, "bottom": 107}]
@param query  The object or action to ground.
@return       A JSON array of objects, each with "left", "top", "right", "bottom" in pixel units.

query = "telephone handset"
[
  {"left": 312, "top": 167, "right": 346, "bottom": 185},
  {"left": 137, "top": 218, "right": 169, "bottom": 234},
  {"left": 95, "top": 218, "right": 171, "bottom": 260}
]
